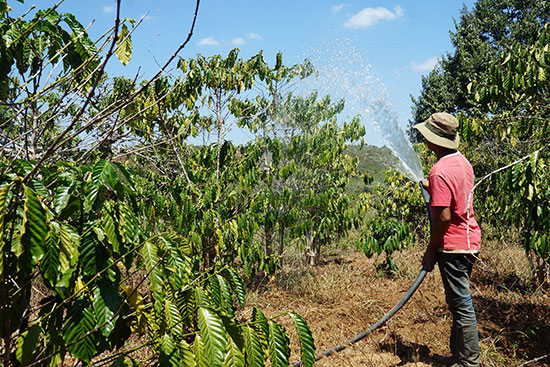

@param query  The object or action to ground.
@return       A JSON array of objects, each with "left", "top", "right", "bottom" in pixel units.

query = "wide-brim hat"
[{"left": 413, "top": 112, "right": 460, "bottom": 149}]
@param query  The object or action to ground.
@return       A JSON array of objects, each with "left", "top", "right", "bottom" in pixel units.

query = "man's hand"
[
  {"left": 421, "top": 178, "right": 429, "bottom": 190},
  {"left": 422, "top": 249, "right": 437, "bottom": 271}
]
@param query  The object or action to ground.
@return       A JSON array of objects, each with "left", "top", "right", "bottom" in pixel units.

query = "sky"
[{"left": 9, "top": 0, "right": 477, "bottom": 149}]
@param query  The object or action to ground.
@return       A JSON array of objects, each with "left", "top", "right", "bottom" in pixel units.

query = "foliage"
[
  {"left": 0, "top": 159, "right": 139, "bottom": 365},
  {"left": 0, "top": 1, "right": 137, "bottom": 165},
  {"left": 282, "top": 115, "right": 365, "bottom": 265},
  {"left": 0, "top": 159, "right": 316, "bottom": 366},
  {"left": 252, "top": 90, "right": 366, "bottom": 265},
  {"left": 356, "top": 170, "right": 426, "bottom": 274},
  {"left": 410, "top": 0, "right": 550, "bottom": 136},
  {"left": 356, "top": 218, "right": 412, "bottom": 274},
  {"left": 463, "top": 23, "right": 550, "bottom": 283},
  {"left": 1, "top": 2, "right": 318, "bottom": 366},
  {"left": 134, "top": 140, "right": 281, "bottom": 277}
]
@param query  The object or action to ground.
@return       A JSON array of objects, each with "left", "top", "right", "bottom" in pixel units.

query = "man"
[{"left": 413, "top": 112, "right": 482, "bottom": 367}]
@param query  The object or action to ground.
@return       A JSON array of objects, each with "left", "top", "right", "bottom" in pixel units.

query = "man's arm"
[{"left": 422, "top": 206, "right": 451, "bottom": 271}]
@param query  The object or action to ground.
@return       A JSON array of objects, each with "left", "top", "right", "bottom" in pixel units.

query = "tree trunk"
[
  {"left": 278, "top": 223, "right": 285, "bottom": 256},
  {"left": 304, "top": 234, "right": 321, "bottom": 266},
  {"left": 312, "top": 235, "right": 321, "bottom": 265},
  {"left": 202, "top": 237, "right": 217, "bottom": 270},
  {"left": 264, "top": 217, "right": 272, "bottom": 257}
]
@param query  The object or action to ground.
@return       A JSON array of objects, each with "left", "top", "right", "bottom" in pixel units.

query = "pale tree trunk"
[
  {"left": 215, "top": 89, "right": 224, "bottom": 183},
  {"left": 262, "top": 137, "right": 273, "bottom": 256},
  {"left": 304, "top": 233, "right": 322, "bottom": 266},
  {"left": 211, "top": 89, "right": 224, "bottom": 268},
  {"left": 526, "top": 250, "right": 550, "bottom": 287},
  {"left": 30, "top": 113, "right": 39, "bottom": 160}
]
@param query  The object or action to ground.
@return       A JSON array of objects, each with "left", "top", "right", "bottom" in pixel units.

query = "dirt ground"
[{"left": 246, "top": 241, "right": 550, "bottom": 367}]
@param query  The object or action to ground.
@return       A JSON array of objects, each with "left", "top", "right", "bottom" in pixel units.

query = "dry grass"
[{"left": 247, "top": 237, "right": 550, "bottom": 366}]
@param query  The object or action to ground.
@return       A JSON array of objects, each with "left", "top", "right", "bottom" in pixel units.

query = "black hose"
[
  {"left": 419, "top": 180, "right": 432, "bottom": 225},
  {"left": 292, "top": 181, "right": 432, "bottom": 366}
]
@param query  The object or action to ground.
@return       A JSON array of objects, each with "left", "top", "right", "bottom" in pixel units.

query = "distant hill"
[{"left": 346, "top": 145, "right": 399, "bottom": 193}]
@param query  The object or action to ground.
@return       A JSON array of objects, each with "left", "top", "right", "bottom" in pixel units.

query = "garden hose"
[{"left": 292, "top": 181, "right": 431, "bottom": 366}]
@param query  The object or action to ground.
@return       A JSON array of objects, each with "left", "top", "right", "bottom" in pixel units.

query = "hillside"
[{"left": 346, "top": 145, "right": 400, "bottom": 193}]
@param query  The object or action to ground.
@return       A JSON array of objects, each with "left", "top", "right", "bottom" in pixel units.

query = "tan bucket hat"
[{"left": 413, "top": 112, "right": 460, "bottom": 149}]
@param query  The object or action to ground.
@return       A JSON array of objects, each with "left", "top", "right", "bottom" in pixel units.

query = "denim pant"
[{"left": 437, "top": 253, "right": 480, "bottom": 367}]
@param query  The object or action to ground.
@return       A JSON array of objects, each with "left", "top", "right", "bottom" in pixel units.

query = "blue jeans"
[{"left": 437, "top": 253, "right": 480, "bottom": 367}]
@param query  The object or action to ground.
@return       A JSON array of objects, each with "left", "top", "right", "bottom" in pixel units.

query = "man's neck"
[{"left": 435, "top": 148, "right": 457, "bottom": 160}]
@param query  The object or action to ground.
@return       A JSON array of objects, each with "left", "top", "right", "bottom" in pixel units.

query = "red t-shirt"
[{"left": 429, "top": 152, "right": 481, "bottom": 252}]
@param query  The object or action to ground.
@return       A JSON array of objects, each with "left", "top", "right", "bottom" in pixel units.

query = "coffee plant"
[
  {"left": 0, "top": 1, "right": 317, "bottom": 365},
  {"left": 465, "top": 23, "right": 550, "bottom": 284}
]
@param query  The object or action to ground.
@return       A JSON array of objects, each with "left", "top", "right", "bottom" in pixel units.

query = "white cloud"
[
  {"left": 102, "top": 5, "right": 115, "bottom": 13},
  {"left": 232, "top": 37, "right": 246, "bottom": 46},
  {"left": 331, "top": 4, "right": 344, "bottom": 13},
  {"left": 248, "top": 32, "right": 263, "bottom": 40},
  {"left": 411, "top": 56, "right": 439, "bottom": 72},
  {"left": 197, "top": 37, "right": 221, "bottom": 46},
  {"left": 344, "top": 6, "right": 404, "bottom": 29}
]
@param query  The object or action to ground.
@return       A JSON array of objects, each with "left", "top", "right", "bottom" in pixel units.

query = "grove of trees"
[{"left": 0, "top": 0, "right": 376, "bottom": 365}]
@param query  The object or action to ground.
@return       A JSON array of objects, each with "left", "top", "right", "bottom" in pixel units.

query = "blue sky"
[{"left": 10, "top": 0, "right": 476, "bottom": 147}]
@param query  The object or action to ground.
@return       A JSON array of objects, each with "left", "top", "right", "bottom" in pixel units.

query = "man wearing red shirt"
[{"left": 414, "top": 113, "right": 481, "bottom": 367}]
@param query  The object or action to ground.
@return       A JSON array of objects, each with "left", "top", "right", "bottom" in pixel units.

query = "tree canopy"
[{"left": 410, "top": 0, "right": 550, "bottom": 129}]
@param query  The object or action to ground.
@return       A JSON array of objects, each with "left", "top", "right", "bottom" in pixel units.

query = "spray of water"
[{"left": 300, "top": 38, "right": 424, "bottom": 182}]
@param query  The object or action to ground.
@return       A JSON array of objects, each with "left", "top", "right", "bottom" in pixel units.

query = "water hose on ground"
[{"left": 292, "top": 181, "right": 431, "bottom": 366}]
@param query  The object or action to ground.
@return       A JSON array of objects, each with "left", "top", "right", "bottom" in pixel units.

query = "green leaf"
[
  {"left": 63, "top": 13, "right": 86, "bottom": 36},
  {"left": 40, "top": 229, "right": 60, "bottom": 286},
  {"left": 54, "top": 221, "right": 79, "bottom": 274},
  {"left": 289, "top": 312, "right": 315, "bottom": 367},
  {"left": 178, "top": 340, "right": 196, "bottom": 367},
  {"left": 165, "top": 295, "right": 183, "bottom": 337},
  {"left": 63, "top": 300, "right": 98, "bottom": 363},
  {"left": 225, "top": 268, "right": 246, "bottom": 307},
  {"left": 209, "top": 275, "right": 222, "bottom": 307},
  {"left": 16, "top": 324, "right": 41, "bottom": 365},
  {"left": 86, "top": 160, "right": 115, "bottom": 210},
  {"left": 93, "top": 280, "right": 121, "bottom": 337},
  {"left": 193, "top": 334, "right": 210, "bottom": 367},
  {"left": 223, "top": 336, "right": 245, "bottom": 367},
  {"left": 116, "top": 23, "right": 133, "bottom": 66},
  {"left": 54, "top": 180, "right": 74, "bottom": 214},
  {"left": 19, "top": 185, "right": 48, "bottom": 267},
  {"left": 80, "top": 226, "right": 117, "bottom": 283},
  {"left": 141, "top": 240, "right": 163, "bottom": 296},
  {"left": 197, "top": 307, "right": 227, "bottom": 367},
  {"left": 175, "top": 288, "right": 194, "bottom": 328},
  {"left": 268, "top": 321, "right": 290, "bottom": 367},
  {"left": 244, "top": 326, "right": 265, "bottom": 367},
  {"left": 102, "top": 207, "right": 121, "bottom": 254},
  {"left": 251, "top": 307, "right": 269, "bottom": 351},
  {"left": 80, "top": 227, "right": 101, "bottom": 278},
  {"left": 119, "top": 202, "right": 139, "bottom": 245},
  {"left": 160, "top": 333, "right": 178, "bottom": 367},
  {"left": 220, "top": 314, "right": 245, "bottom": 351},
  {"left": 217, "top": 274, "right": 235, "bottom": 317}
]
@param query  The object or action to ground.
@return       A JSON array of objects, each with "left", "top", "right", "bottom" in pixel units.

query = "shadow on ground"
[
  {"left": 475, "top": 294, "right": 550, "bottom": 360},
  {"left": 379, "top": 332, "right": 435, "bottom": 366}
]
